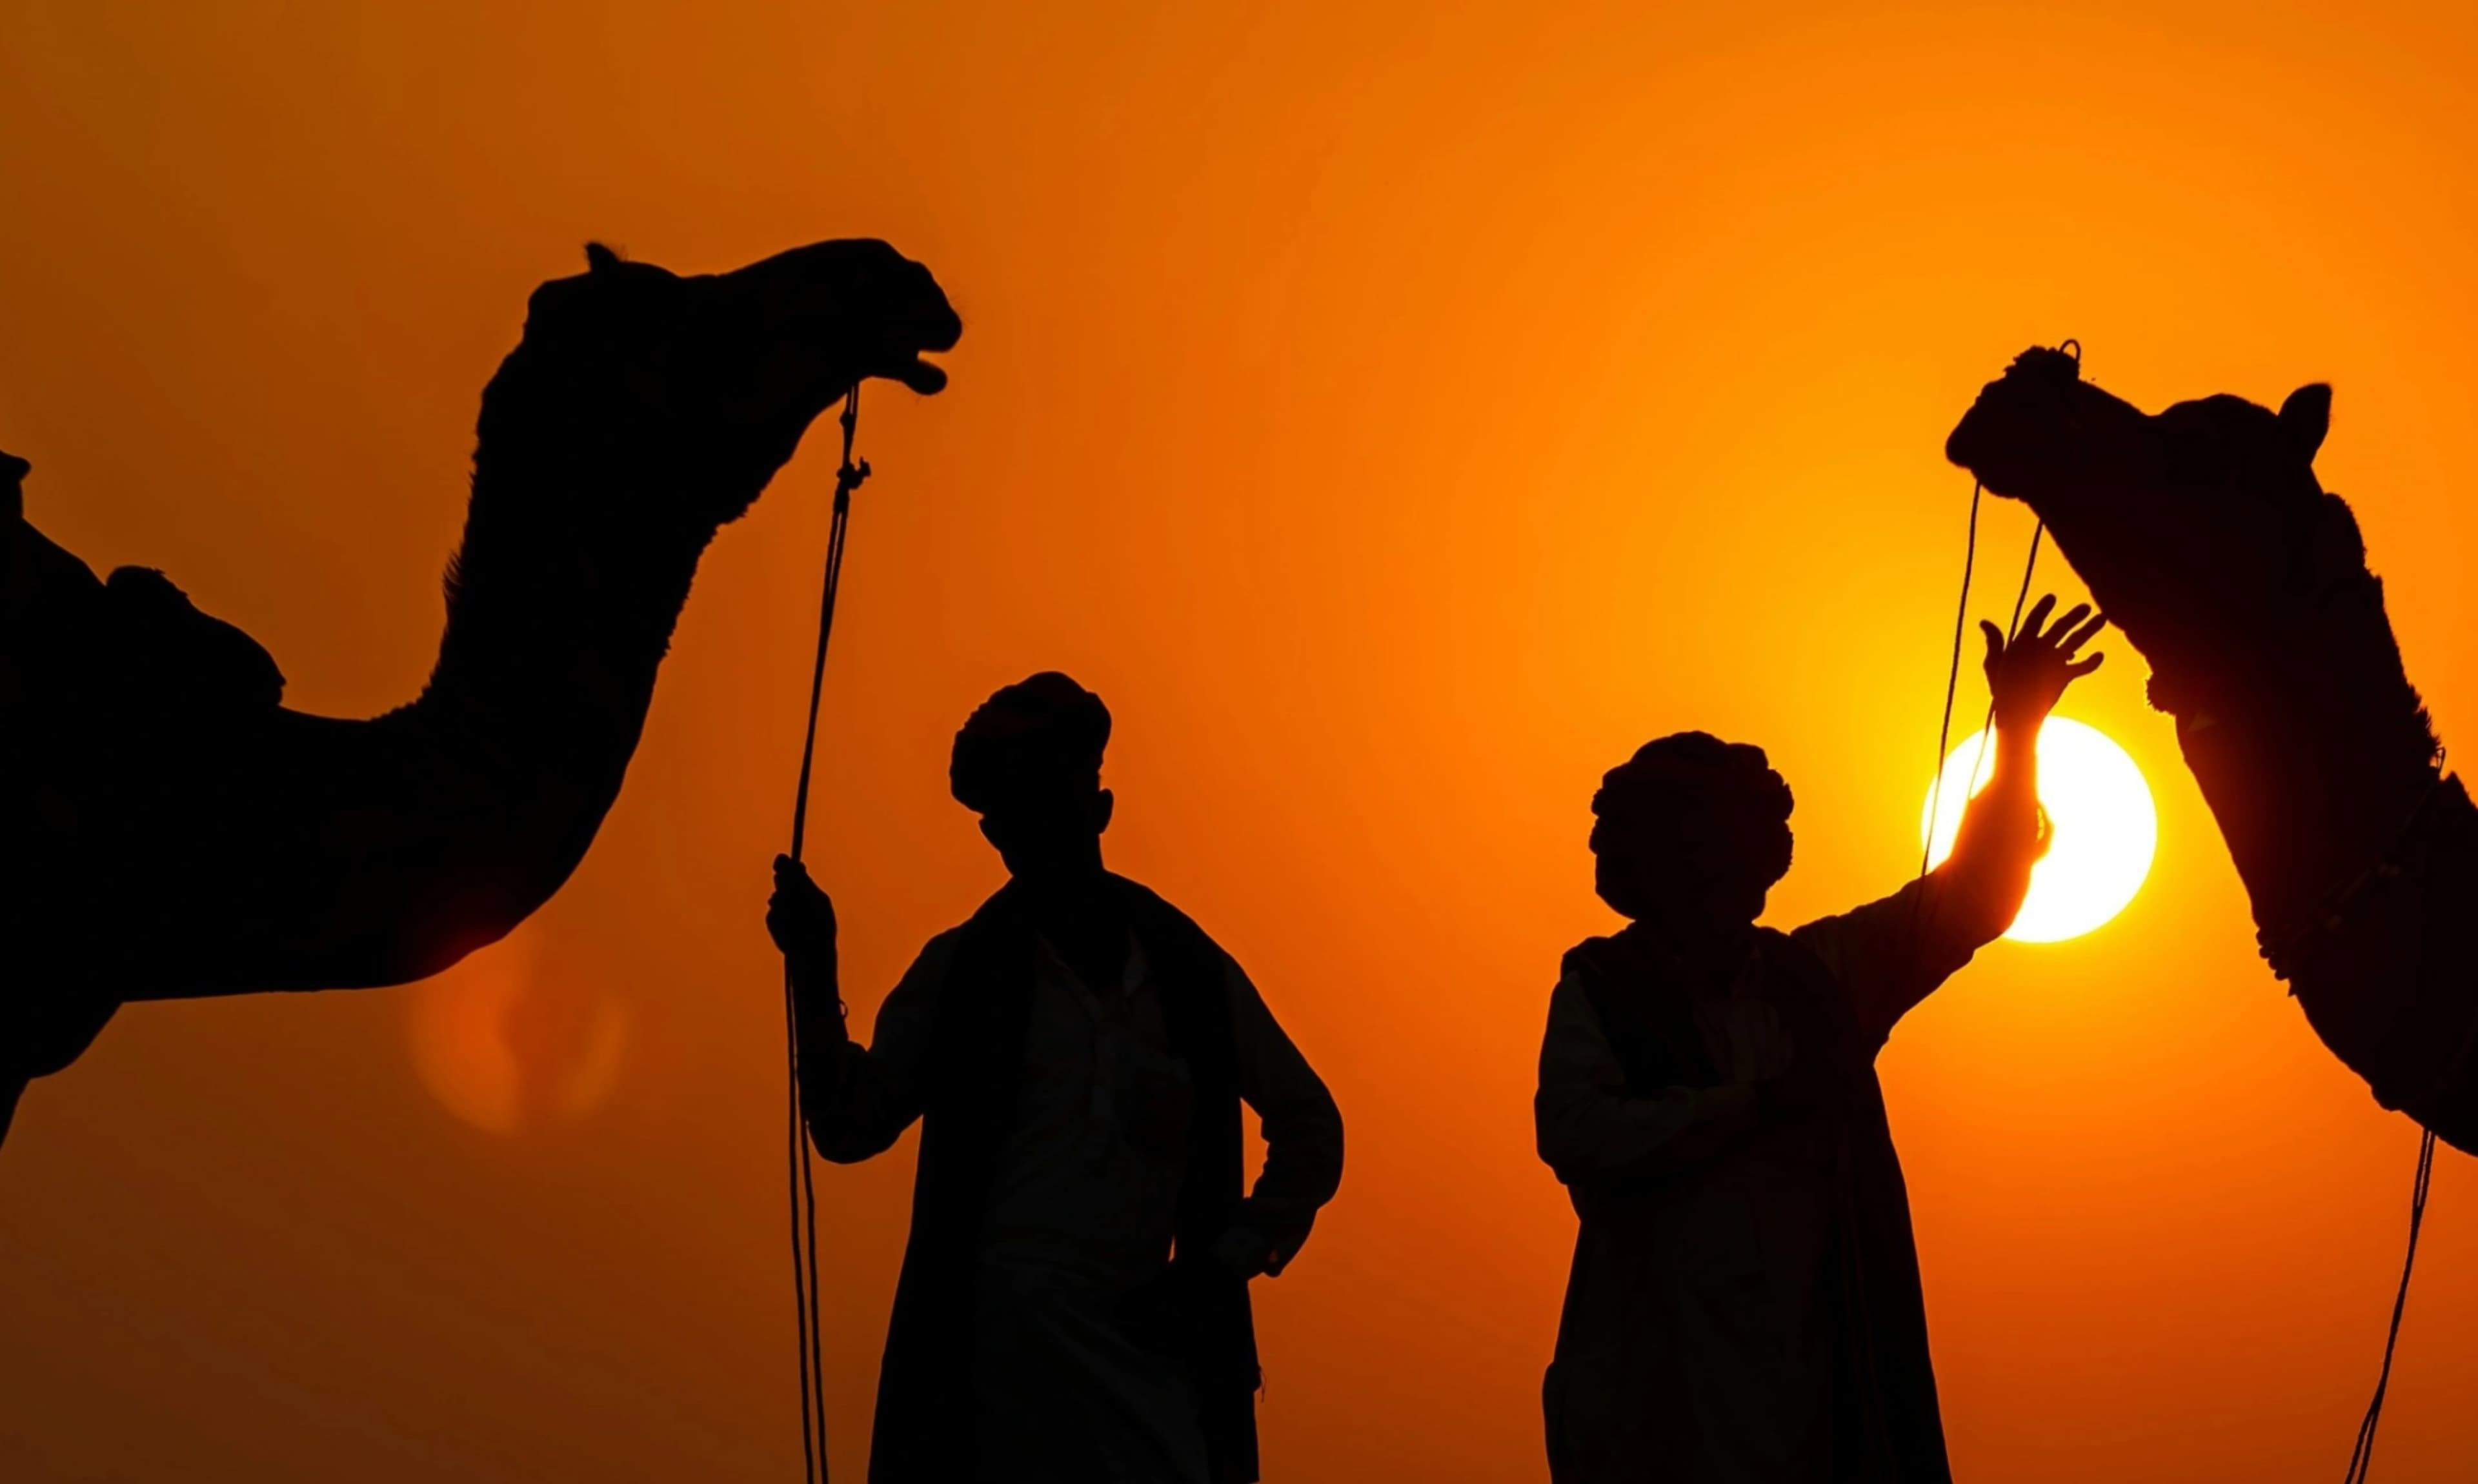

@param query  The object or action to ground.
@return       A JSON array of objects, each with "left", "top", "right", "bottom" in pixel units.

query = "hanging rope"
[
  {"left": 2342, "top": 1125, "right": 2437, "bottom": 1484},
  {"left": 1914, "top": 342, "right": 2087, "bottom": 926},
  {"left": 784, "top": 385, "right": 869, "bottom": 1484},
  {"left": 1952, "top": 521, "right": 2047, "bottom": 816},
  {"left": 1908, "top": 479, "right": 2046, "bottom": 963},
  {"left": 1915, "top": 479, "right": 1984, "bottom": 894}
]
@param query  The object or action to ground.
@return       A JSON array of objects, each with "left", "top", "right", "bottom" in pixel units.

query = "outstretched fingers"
[
  {"left": 2025, "top": 599, "right": 2082, "bottom": 645},
  {"left": 2017, "top": 594, "right": 2057, "bottom": 642},
  {"left": 2013, "top": 596, "right": 2108, "bottom": 660}
]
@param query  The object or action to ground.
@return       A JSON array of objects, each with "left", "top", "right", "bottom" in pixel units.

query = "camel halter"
[
  {"left": 1917, "top": 343, "right": 2433, "bottom": 1483},
  {"left": 783, "top": 384, "right": 868, "bottom": 1484}
]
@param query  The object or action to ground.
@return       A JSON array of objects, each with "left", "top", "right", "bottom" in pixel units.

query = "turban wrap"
[
  {"left": 949, "top": 671, "right": 1112, "bottom": 815},
  {"left": 1590, "top": 732, "right": 1795, "bottom": 913}
]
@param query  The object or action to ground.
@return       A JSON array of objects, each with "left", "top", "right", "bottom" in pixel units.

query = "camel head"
[
  {"left": 1945, "top": 346, "right": 2340, "bottom": 716},
  {"left": 481, "top": 237, "right": 963, "bottom": 528}
]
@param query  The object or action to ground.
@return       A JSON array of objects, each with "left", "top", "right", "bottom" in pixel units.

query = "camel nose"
[
  {"left": 1944, "top": 405, "right": 2000, "bottom": 471},
  {"left": 911, "top": 265, "right": 963, "bottom": 353}
]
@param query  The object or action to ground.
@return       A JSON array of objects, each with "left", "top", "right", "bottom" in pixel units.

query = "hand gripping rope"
[
  {"left": 1913, "top": 343, "right": 2433, "bottom": 1483},
  {"left": 784, "top": 385, "right": 869, "bottom": 1483}
]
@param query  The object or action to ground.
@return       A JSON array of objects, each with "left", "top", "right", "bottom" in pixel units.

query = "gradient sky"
[{"left": 5, "top": 2, "right": 2477, "bottom": 1479}]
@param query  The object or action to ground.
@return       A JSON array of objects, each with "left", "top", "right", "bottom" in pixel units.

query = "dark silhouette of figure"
[
  {"left": 0, "top": 240, "right": 960, "bottom": 1146},
  {"left": 1948, "top": 348, "right": 2478, "bottom": 1152},
  {"left": 767, "top": 672, "right": 1344, "bottom": 1484},
  {"left": 1536, "top": 603, "right": 2102, "bottom": 1483}
]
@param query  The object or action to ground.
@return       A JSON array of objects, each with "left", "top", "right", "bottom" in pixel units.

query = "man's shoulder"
[
  {"left": 902, "top": 921, "right": 983, "bottom": 984},
  {"left": 1782, "top": 881, "right": 1925, "bottom": 976},
  {"left": 1562, "top": 928, "right": 1648, "bottom": 988},
  {"left": 1107, "top": 874, "right": 1218, "bottom": 949},
  {"left": 1104, "top": 871, "right": 1188, "bottom": 919},
  {"left": 1764, "top": 921, "right": 1818, "bottom": 951},
  {"left": 1764, "top": 919, "right": 1842, "bottom": 978}
]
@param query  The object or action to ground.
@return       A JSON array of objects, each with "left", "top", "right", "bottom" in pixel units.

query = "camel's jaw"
[
  {"left": 696, "top": 237, "right": 963, "bottom": 399},
  {"left": 884, "top": 299, "right": 960, "bottom": 394},
  {"left": 843, "top": 252, "right": 961, "bottom": 395}
]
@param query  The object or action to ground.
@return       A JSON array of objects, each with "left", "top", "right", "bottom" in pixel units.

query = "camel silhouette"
[
  {"left": 0, "top": 239, "right": 960, "bottom": 1145},
  {"left": 1948, "top": 347, "right": 2478, "bottom": 1153}
]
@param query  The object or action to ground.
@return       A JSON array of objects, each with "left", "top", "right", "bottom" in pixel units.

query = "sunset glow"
[
  {"left": 1922, "top": 718, "right": 2159, "bottom": 943},
  {"left": 6, "top": 5, "right": 2477, "bottom": 1482}
]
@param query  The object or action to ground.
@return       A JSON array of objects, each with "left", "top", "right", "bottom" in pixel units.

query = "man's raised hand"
[{"left": 1982, "top": 594, "right": 2106, "bottom": 733}]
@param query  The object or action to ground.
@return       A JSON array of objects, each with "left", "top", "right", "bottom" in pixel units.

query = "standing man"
[
  {"left": 768, "top": 672, "right": 1344, "bottom": 1484},
  {"left": 1536, "top": 599, "right": 2105, "bottom": 1483}
]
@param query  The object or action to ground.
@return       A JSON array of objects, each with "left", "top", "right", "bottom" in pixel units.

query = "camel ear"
[
  {"left": 2279, "top": 384, "right": 2332, "bottom": 463},
  {"left": 585, "top": 242, "right": 625, "bottom": 274}
]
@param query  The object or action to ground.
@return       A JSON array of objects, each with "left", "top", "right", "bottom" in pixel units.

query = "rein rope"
[
  {"left": 784, "top": 385, "right": 869, "bottom": 1484},
  {"left": 2346, "top": 1125, "right": 2437, "bottom": 1484},
  {"left": 1908, "top": 484, "right": 2044, "bottom": 953}
]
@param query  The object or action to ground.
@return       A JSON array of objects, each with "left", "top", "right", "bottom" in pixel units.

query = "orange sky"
[{"left": 5, "top": 2, "right": 2477, "bottom": 1479}]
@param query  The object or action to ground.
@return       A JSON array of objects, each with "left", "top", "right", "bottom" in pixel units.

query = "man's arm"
[
  {"left": 1533, "top": 972, "right": 1766, "bottom": 1188},
  {"left": 1214, "top": 956, "right": 1344, "bottom": 1278},
  {"left": 1812, "top": 596, "right": 2105, "bottom": 1046},
  {"left": 769, "top": 856, "right": 944, "bottom": 1163}
]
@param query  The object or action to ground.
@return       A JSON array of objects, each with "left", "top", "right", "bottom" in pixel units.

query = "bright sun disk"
[{"left": 1920, "top": 717, "right": 2157, "bottom": 943}]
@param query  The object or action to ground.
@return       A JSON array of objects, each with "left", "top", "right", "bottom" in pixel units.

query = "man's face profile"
[
  {"left": 950, "top": 671, "right": 1115, "bottom": 881},
  {"left": 976, "top": 781, "right": 1114, "bottom": 880}
]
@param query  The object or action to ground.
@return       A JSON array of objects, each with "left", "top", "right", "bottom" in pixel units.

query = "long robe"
[
  {"left": 802, "top": 877, "right": 1344, "bottom": 1484},
  {"left": 1535, "top": 879, "right": 1982, "bottom": 1483}
]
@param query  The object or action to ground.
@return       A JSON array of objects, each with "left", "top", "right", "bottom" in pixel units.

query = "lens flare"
[
  {"left": 1920, "top": 717, "right": 2157, "bottom": 943},
  {"left": 406, "top": 927, "right": 630, "bottom": 1135}
]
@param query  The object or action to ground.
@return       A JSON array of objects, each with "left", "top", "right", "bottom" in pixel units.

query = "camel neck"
[{"left": 411, "top": 351, "right": 730, "bottom": 777}]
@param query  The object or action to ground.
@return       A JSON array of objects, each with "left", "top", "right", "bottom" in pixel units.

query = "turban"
[
  {"left": 1590, "top": 731, "right": 1795, "bottom": 890},
  {"left": 949, "top": 672, "right": 1112, "bottom": 814}
]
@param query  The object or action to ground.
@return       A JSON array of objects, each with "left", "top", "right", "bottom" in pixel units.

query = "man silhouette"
[
  {"left": 769, "top": 672, "right": 1344, "bottom": 1484},
  {"left": 1536, "top": 599, "right": 2104, "bottom": 1483}
]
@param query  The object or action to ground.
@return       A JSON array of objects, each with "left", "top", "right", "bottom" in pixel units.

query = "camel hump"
[{"left": 98, "top": 566, "right": 287, "bottom": 712}]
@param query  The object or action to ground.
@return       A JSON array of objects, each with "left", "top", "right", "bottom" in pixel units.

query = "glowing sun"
[{"left": 1920, "top": 717, "right": 2157, "bottom": 943}]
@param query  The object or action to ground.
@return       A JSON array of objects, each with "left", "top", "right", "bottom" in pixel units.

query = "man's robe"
[
  {"left": 801, "top": 876, "right": 1344, "bottom": 1484},
  {"left": 1535, "top": 879, "right": 1983, "bottom": 1484}
]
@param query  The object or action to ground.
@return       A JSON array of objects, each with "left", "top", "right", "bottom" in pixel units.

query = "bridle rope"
[{"left": 783, "top": 384, "right": 869, "bottom": 1483}]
